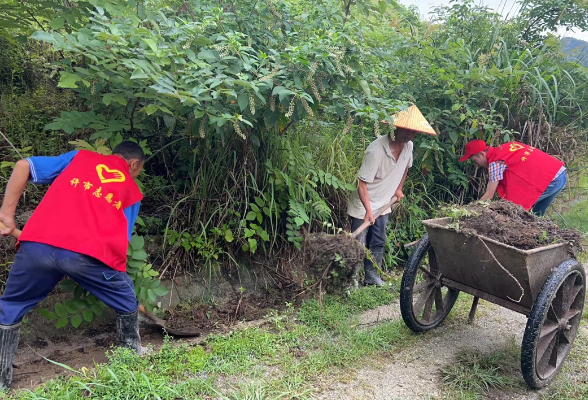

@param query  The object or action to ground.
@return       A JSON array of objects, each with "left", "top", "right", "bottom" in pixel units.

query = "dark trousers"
[
  {"left": 350, "top": 214, "right": 389, "bottom": 270},
  {"left": 0, "top": 242, "right": 138, "bottom": 325}
]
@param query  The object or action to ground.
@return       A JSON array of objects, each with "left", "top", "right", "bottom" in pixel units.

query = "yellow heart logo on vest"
[
  {"left": 509, "top": 143, "right": 524, "bottom": 152},
  {"left": 96, "top": 164, "right": 126, "bottom": 183}
]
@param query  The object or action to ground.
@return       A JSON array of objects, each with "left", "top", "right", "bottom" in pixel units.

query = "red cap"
[{"left": 459, "top": 140, "right": 489, "bottom": 162}]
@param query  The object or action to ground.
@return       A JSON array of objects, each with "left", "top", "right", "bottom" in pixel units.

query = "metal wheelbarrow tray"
[{"left": 399, "top": 217, "right": 586, "bottom": 389}]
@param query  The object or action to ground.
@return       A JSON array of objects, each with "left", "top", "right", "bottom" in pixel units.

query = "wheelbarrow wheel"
[
  {"left": 521, "top": 259, "right": 586, "bottom": 389},
  {"left": 400, "top": 234, "right": 459, "bottom": 332}
]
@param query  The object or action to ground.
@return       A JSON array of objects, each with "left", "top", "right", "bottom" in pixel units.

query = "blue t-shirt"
[{"left": 26, "top": 150, "right": 140, "bottom": 240}]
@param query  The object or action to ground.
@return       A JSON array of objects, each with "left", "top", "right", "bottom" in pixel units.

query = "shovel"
[
  {"left": 350, "top": 195, "right": 399, "bottom": 238},
  {"left": 0, "top": 221, "right": 200, "bottom": 337}
]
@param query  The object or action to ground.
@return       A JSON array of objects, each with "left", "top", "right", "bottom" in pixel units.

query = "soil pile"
[
  {"left": 447, "top": 200, "right": 584, "bottom": 251},
  {"left": 161, "top": 292, "right": 285, "bottom": 334},
  {"left": 300, "top": 232, "right": 366, "bottom": 294}
]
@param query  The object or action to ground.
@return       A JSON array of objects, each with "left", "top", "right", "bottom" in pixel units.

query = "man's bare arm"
[
  {"left": 0, "top": 160, "right": 30, "bottom": 236},
  {"left": 358, "top": 179, "right": 375, "bottom": 224}
]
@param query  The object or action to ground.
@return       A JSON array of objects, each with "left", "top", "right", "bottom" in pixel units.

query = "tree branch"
[
  {"left": 343, "top": 0, "right": 354, "bottom": 27},
  {"left": 129, "top": 88, "right": 146, "bottom": 133}
]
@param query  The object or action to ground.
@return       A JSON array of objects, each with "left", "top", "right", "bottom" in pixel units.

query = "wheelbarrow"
[{"left": 399, "top": 217, "right": 585, "bottom": 389}]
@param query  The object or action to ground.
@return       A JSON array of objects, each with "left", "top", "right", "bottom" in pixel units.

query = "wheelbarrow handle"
[
  {"left": 350, "top": 196, "right": 398, "bottom": 239},
  {"left": 0, "top": 221, "right": 21, "bottom": 239}
]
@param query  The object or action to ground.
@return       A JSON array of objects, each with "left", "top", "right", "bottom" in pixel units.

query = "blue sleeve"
[
  {"left": 26, "top": 150, "right": 79, "bottom": 184},
  {"left": 123, "top": 201, "right": 141, "bottom": 241}
]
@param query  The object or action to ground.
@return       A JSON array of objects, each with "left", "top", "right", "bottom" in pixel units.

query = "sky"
[{"left": 399, "top": 0, "right": 588, "bottom": 42}]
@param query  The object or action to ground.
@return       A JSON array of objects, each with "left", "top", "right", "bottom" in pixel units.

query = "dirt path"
[{"left": 317, "top": 295, "right": 587, "bottom": 400}]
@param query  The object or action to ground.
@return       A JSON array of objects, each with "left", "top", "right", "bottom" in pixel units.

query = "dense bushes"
[{"left": 0, "top": 0, "right": 586, "bottom": 286}]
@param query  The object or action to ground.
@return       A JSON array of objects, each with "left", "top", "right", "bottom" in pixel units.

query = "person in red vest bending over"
[
  {"left": 459, "top": 139, "right": 566, "bottom": 216},
  {"left": 0, "top": 142, "right": 145, "bottom": 390}
]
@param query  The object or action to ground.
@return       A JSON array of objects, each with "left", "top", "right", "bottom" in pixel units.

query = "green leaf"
[
  {"left": 143, "top": 104, "right": 158, "bottom": 115},
  {"left": 91, "top": 304, "right": 104, "bottom": 316},
  {"left": 56, "top": 318, "right": 69, "bottom": 329},
  {"left": 238, "top": 94, "right": 249, "bottom": 111},
  {"left": 38, "top": 309, "right": 57, "bottom": 320},
  {"left": 449, "top": 130, "right": 458, "bottom": 144},
  {"left": 66, "top": 303, "right": 78, "bottom": 314},
  {"left": 259, "top": 230, "right": 270, "bottom": 242},
  {"left": 248, "top": 238, "right": 258, "bottom": 253},
  {"left": 224, "top": 229, "right": 234, "bottom": 242},
  {"left": 130, "top": 236, "right": 145, "bottom": 250},
  {"left": 294, "top": 217, "right": 304, "bottom": 226},
  {"left": 359, "top": 80, "right": 371, "bottom": 96},
  {"left": 147, "top": 289, "right": 158, "bottom": 303},
  {"left": 51, "top": 17, "right": 65, "bottom": 30},
  {"left": 131, "top": 68, "right": 148, "bottom": 79},
  {"left": 154, "top": 285, "right": 168, "bottom": 296},
  {"left": 55, "top": 303, "right": 68, "bottom": 318},
  {"left": 71, "top": 315, "right": 83, "bottom": 328},
  {"left": 59, "top": 279, "right": 76, "bottom": 292},
  {"left": 58, "top": 72, "right": 82, "bottom": 88},
  {"left": 198, "top": 49, "right": 216, "bottom": 61},
  {"left": 128, "top": 259, "right": 144, "bottom": 269},
  {"left": 142, "top": 38, "right": 158, "bottom": 53},
  {"left": 83, "top": 310, "right": 94, "bottom": 323},
  {"left": 244, "top": 228, "right": 255, "bottom": 238},
  {"left": 246, "top": 211, "right": 257, "bottom": 221},
  {"left": 30, "top": 31, "right": 56, "bottom": 43},
  {"left": 132, "top": 249, "right": 148, "bottom": 260}
]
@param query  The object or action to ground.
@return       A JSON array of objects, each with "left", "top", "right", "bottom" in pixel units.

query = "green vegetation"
[
  {"left": 2, "top": 0, "right": 587, "bottom": 306},
  {"left": 1, "top": 286, "right": 404, "bottom": 399},
  {"left": 1, "top": 0, "right": 588, "bottom": 396},
  {"left": 440, "top": 340, "right": 521, "bottom": 398}
]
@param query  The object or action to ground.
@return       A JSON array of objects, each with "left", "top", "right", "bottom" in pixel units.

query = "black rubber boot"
[
  {"left": 364, "top": 250, "right": 385, "bottom": 286},
  {"left": 116, "top": 310, "right": 144, "bottom": 354},
  {"left": 0, "top": 323, "right": 21, "bottom": 390}
]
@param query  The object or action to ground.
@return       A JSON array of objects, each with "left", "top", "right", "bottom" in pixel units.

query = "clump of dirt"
[
  {"left": 300, "top": 232, "right": 366, "bottom": 294},
  {"left": 445, "top": 200, "right": 584, "bottom": 251},
  {"left": 162, "top": 292, "right": 285, "bottom": 334}
]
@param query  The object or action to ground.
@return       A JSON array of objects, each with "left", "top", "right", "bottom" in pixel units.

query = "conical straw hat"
[{"left": 391, "top": 105, "right": 436, "bottom": 135}]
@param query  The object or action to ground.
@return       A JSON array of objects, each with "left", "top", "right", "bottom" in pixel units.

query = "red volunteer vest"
[
  {"left": 19, "top": 150, "right": 143, "bottom": 272},
  {"left": 486, "top": 142, "right": 563, "bottom": 210}
]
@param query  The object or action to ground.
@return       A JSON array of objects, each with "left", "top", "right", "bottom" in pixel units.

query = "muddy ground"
[{"left": 11, "top": 292, "right": 284, "bottom": 390}]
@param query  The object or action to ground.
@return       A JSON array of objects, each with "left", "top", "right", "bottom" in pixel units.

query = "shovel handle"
[
  {"left": 0, "top": 221, "right": 21, "bottom": 239},
  {"left": 350, "top": 196, "right": 398, "bottom": 239}
]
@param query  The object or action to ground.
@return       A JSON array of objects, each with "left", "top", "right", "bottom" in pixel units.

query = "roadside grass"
[
  {"left": 538, "top": 328, "right": 588, "bottom": 400},
  {"left": 2, "top": 284, "right": 410, "bottom": 400},
  {"left": 439, "top": 337, "right": 523, "bottom": 399}
]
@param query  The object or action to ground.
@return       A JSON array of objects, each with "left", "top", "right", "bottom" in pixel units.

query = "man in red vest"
[
  {"left": 459, "top": 139, "right": 567, "bottom": 215},
  {"left": 0, "top": 142, "right": 145, "bottom": 389}
]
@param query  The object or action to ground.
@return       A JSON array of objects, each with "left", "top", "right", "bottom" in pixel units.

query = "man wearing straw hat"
[{"left": 347, "top": 105, "right": 436, "bottom": 286}]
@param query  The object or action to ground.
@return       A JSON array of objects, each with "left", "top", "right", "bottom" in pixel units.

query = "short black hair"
[{"left": 112, "top": 141, "right": 145, "bottom": 162}]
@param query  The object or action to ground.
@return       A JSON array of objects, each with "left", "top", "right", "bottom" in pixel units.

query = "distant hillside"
[{"left": 562, "top": 37, "right": 588, "bottom": 67}]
